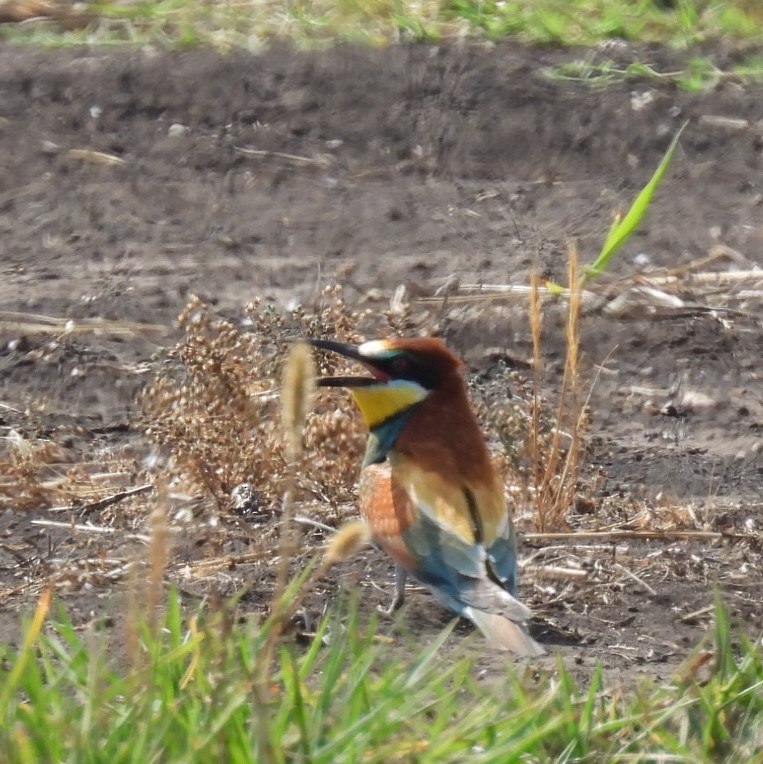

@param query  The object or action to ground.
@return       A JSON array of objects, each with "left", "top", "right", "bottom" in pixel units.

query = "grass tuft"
[
  {"left": 2, "top": 0, "right": 763, "bottom": 93},
  {"left": 0, "top": 593, "right": 760, "bottom": 761},
  {"left": 526, "top": 246, "right": 592, "bottom": 531}
]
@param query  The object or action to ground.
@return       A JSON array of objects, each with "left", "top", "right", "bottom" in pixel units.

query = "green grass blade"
[
  {"left": 1, "top": 587, "right": 761, "bottom": 761},
  {"left": 404, "top": 619, "right": 457, "bottom": 688},
  {"left": 582, "top": 120, "right": 688, "bottom": 285},
  {"left": 0, "top": 590, "right": 51, "bottom": 712}
]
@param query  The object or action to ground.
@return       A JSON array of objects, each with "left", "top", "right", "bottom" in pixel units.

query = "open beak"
[{"left": 306, "top": 339, "right": 389, "bottom": 387}]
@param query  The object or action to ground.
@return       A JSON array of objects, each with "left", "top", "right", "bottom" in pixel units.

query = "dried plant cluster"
[
  {"left": 0, "top": 429, "right": 118, "bottom": 513},
  {"left": 1, "top": 434, "right": 65, "bottom": 512},
  {"left": 140, "top": 286, "right": 421, "bottom": 518}
]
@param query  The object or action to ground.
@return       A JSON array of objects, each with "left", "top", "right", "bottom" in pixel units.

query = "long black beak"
[
  {"left": 305, "top": 339, "right": 378, "bottom": 388},
  {"left": 306, "top": 339, "right": 364, "bottom": 362}
]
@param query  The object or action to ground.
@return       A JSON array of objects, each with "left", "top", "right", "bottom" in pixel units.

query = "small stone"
[
  {"left": 230, "top": 482, "right": 260, "bottom": 514},
  {"left": 168, "top": 123, "right": 189, "bottom": 138},
  {"left": 634, "top": 253, "right": 651, "bottom": 268},
  {"left": 630, "top": 90, "right": 655, "bottom": 112},
  {"left": 573, "top": 494, "right": 596, "bottom": 514}
]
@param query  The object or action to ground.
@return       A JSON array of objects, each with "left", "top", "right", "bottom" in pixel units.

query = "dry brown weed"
[
  {"left": 0, "top": 430, "right": 112, "bottom": 512},
  {"left": 140, "top": 285, "right": 420, "bottom": 518}
]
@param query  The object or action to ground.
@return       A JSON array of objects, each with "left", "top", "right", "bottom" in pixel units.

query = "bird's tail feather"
[
  {"left": 467, "top": 609, "right": 545, "bottom": 657},
  {"left": 460, "top": 581, "right": 532, "bottom": 622}
]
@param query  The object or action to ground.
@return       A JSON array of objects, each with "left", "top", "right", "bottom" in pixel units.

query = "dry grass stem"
[
  {"left": 146, "top": 490, "right": 170, "bottom": 631},
  {"left": 679, "top": 605, "right": 716, "bottom": 622},
  {"left": 66, "top": 148, "right": 128, "bottom": 166},
  {"left": 29, "top": 519, "right": 116, "bottom": 534},
  {"left": 46, "top": 483, "right": 154, "bottom": 515},
  {"left": 234, "top": 146, "right": 332, "bottom": 167},
  {"left": 529, "top": 271, "right": 544, "bottom": 526},
  {"left": 293, "top": 515, "right": 336, "bottom": 533},
  {"left": 272, "top": 342, "right": 316, "bottom": 607},
  {"left": 528, "top": 245, "right": 588, "bottom": 532},
  {"left": 524, "top": 530, "right": 725, "bottom": 541},
  {"left": 281, "top": 343, "right": 316, "bottom": 466},
  {"left": 255, "top": 341, "right": 317, "bottom": 722},
  {"left": 561, "top": 244, "right": 584, "bottom": 509},
  {"left": 615, "top": 563, "right": 658, "bottom": 596},
  {"left": 526, "top": 565, "right": 589, "bottom": 581},
  {"left": 0, "top": 310, "right": 166, "bottom": 337}
]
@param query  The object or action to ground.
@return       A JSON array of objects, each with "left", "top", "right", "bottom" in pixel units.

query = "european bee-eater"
[{"left": 309, "top": 337, "right": 544, "bottom": 657}]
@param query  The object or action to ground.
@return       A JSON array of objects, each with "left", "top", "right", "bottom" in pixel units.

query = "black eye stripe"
[{"left": 378, "top": 354, "right": 440, "bottom": 390}]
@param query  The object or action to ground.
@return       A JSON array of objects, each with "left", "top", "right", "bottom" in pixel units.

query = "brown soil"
[{"left": 1, "top": 41, "right": 761, "bottom": 685}]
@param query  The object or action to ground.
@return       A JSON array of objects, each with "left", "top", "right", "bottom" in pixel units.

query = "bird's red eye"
[{"left": 391, "top": 356, "right": 410, "bottom": 374}]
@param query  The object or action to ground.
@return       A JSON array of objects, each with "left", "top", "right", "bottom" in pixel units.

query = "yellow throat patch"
[{"left": 349, "top": 380, "right": 428, "bottom": 429}]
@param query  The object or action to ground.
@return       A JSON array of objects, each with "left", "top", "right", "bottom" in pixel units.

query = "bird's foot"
[
  {"left": 377, "top": 592, "right": 405, "bottom": 617},
  {"left": 377, "top": 565, "right": 407, "bottom": 616}
]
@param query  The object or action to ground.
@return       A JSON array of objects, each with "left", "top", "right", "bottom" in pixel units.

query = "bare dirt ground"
[{"left": 0, "top": 41, "right": 761, "bottom": 685}]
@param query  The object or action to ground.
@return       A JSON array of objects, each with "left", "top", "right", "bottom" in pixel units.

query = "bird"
[{"left": 308, "top": 337, "right": 544, "bottom": 657}]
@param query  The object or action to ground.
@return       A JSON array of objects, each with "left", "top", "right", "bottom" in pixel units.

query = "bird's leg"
[{"left": 378, "top": 565, "right": 407, "bottom": 616}]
